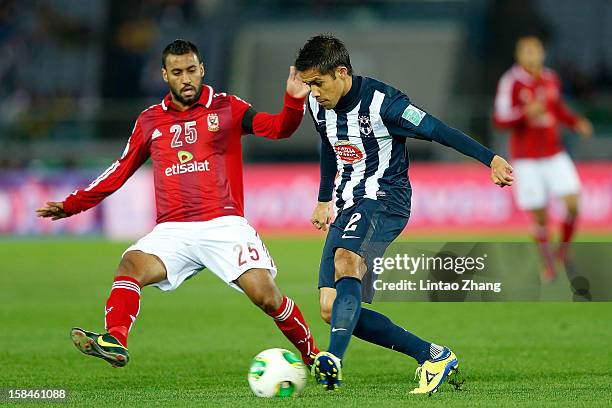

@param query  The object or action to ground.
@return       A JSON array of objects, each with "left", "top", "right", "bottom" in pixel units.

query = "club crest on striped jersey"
[
  {"left": 207, "top": 113, "right": 220, "bottom": 132},
  {"left": 358, "top": 115, "right": 373, "bottom": 136},
  {"left": 334, "top": 140, "right": 364, "bottom": 164}
]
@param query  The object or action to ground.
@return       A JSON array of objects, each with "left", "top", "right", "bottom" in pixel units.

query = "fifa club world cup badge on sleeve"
[{"left": 207, "top": 113, "right": 220, "bottom": 132}]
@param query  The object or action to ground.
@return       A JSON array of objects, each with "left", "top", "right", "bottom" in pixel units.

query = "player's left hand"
[
  {"left": 575, "top": 117, "right": 593, "bottom": 138},
  {"left": 286, "top": 66, "right": 309, "bottom": 99},
  {"left": 490, "top": 155, "right": 514, "bottom": 188},
  {"left": 36, "top": 201, "right": 69, "bottom": 220}
]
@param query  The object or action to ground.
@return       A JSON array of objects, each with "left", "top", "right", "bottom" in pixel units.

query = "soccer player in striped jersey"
[
  {"left": 295, "top": 35, "right": 514, "bottom": 394},
  {"left": 36, "top": 39, "right": 319, "bottom": 369}
]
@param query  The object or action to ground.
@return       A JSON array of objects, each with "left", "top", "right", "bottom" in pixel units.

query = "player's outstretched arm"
[
  {"left": 558, "top": 99, "right": 594, "bottom": 138},
  {"left": 382, "top": 96, "right": 514, "bottom": 187},
  {"left": 36, "top": 119, "right": 150, "bottom": 220},
  {"left": 382, "top": 96, "right": 497, "bottom": 166},
  {"left": 429, "top": 121, "right": 514, "bottom": 188},
  {"left": 554, "top": 76, "right": 593, "bottom": 138},
  {"left": 244, "top": 67, "right": 308, "bottom": 140},
  {"left": 490, "top": 155, "right": 514, "bottom": 188}
]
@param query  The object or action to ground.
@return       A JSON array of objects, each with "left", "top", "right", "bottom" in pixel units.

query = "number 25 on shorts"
[{"left": 233, "top": 242, "right": 274, "bottom": 268}]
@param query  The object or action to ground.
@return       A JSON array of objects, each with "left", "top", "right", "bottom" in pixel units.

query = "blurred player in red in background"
[
  {"left": 36, "top": 39, "right": 320, "bottom": 368},
  {"left": 494, "top": 35, "right": 593, "bottom": 281}
]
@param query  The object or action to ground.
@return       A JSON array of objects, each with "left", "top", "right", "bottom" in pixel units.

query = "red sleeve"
[
  {"left": 251, "top": 93, "right": 306, "bottom": 139},
  {"left": 493, "top": 73, "right": 525, "bottom": 128},
  {"left": 63, "top": 118, "right": 150, "bottom": 215},
  {"left": 556, "top": 99, "right": 579, "bottom": 128},
  {"left": 552, "top": 75, "right": 579, "bottom": 128},
  {"left": 228, "top": 94, "right": 253, "bottom": 134}
]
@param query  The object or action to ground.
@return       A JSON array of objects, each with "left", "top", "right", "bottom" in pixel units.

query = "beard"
[{"left": 170, "top": 83, "right": 203, "bottom": 106}]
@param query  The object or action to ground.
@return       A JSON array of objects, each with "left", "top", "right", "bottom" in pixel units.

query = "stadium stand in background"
[
  {"left": 1, "top": 0, "right": 610, "bottom": 237},
  {"left": 1, "top": 0, "right": 610, "bottom": 168}
]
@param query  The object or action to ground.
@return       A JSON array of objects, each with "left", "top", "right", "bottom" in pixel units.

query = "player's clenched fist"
[
  {"left": 311, "top": 201, "right": 332, "bottom": 231},
  {"left": 490, "top": 155, "right": 514, "bottom": 188}
]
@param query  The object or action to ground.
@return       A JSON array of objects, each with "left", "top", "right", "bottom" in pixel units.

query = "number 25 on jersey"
[{"left": 170, "top": 121, "right": 198, "bottom": 148}]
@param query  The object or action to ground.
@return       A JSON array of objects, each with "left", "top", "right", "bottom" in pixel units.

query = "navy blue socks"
[
  {"left": 327, "top": 277, "right": 362, "bottom": 360},
  {"left": 353, "top": 308, "right": 433, "bottom": 364},
  {"left": 327, "top": 278, "right": 439, "bottom": 365}
]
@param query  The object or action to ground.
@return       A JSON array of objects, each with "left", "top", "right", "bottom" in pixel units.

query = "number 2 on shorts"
[{"left": 344, "top": 212, "right": 362, "bottom": 232}]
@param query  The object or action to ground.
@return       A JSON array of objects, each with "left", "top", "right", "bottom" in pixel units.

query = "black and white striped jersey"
[{"left": 307, "top": 75, "right": 495, "bottom": 217}]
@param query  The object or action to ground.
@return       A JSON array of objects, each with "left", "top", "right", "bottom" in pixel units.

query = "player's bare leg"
[
  {"left": 559, "top": 194, "right": 579, "bottom": 260},
  {"left": 115, "top": 250, "right": 168, "bottom": 286},
  {"left": 318, "top": 287, "right": 336, "bottom": 325},
  {"left": 531, "top": 208, "right": 557, "bottom": 282},
  {"left": 237, "top": 268, "right": 319, "bottom": 366},
  {"left": 71, "top": 251, "right": 167, "bottom": 367}
]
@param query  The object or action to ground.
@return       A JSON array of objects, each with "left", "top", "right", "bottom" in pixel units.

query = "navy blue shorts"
[{"left": 318, "top": 198, "right": 409, "bottom": 303}]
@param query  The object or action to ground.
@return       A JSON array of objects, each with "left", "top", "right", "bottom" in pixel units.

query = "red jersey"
[
  {"left": 63, "top": 85, "right": 305, "bottom": 223},
  {"left": 493, "top": 65, "right": 579, "bottom": 159}
]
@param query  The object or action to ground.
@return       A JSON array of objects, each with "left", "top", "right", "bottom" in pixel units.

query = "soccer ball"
[{"left": 248, "top": 348, "right": 307, "bottom": 397}]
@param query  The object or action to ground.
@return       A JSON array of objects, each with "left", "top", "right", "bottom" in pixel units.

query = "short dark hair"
[
  {"left": 516, "top": 34, "right": 542, "bottom": 43},
  {"left": 162, "top": 39, "right": 202, "bottom": 68},
  {"left": 515, "top": 34, "right": 545, "bottom": 51},
  {"left": 295, "top": 34, "right": 353, "bottom": 77},
  {"left": 515, "top": 31, "right": 548, "bottom": 46}
]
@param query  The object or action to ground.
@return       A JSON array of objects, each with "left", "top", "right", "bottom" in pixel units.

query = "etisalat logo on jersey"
[{"left": 164, "top": 150, "right": 211, "bottom": 176}]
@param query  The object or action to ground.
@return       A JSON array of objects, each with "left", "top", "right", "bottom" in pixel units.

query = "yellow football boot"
[{"left": 410, "top": 347, "right": 464, "bottom": 394}]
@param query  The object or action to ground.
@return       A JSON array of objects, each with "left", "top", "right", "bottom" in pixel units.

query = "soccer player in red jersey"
[
  {"left": 36, "top": 39, "right": 320, "bottom": 368},
  {"left": 493, "top": 35, "right": 593, "bottom": 281}
]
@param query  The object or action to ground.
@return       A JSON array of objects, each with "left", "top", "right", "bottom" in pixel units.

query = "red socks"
[
  {"left": 561, "top": 214, "right": 577, "bottom": 244},
  {"left": 559, "top": 214, "right": 577, "bottom": 261},
  {"left": 105, "top": 276, "right": 141, "bottom": 347},
  {"left": 269, "top": 296, "right": 319, "bottom": 365},
  {"left": 102, "top": 278, "right": 318, "bottom": 362}
]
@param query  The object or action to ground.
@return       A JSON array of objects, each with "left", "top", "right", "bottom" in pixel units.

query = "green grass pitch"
[{"left": 1, "top": 237, "right": 611, "bottom": 407}]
